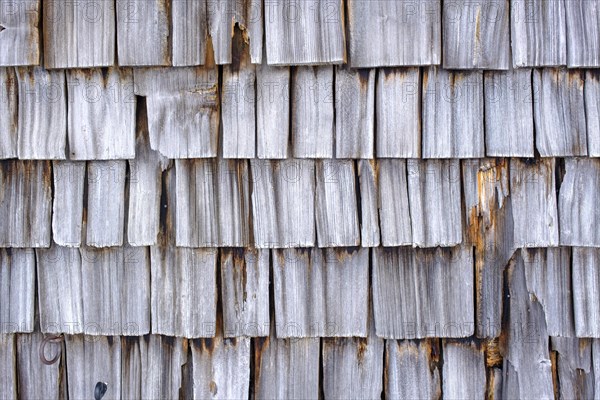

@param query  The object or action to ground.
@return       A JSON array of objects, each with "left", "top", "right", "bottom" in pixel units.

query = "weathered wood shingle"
[
  {"left": 572, "top": 248, "right": 600, "bottom": 337},
  {"left": 52, "top": 161, "right": 85, "bottom": 247},
  {"left": 385, "top": 340, "right": 441, "bottom": 399},
  {"left": 377, "top": 159, "right": 412, "bottom": 246},
  {"left": 17, "top": 332, "right": 66, "bottom": 399},
  {"left": 585, "top": 71, "right": 600, "bottom": 157},
  {"left": 0, "top": 249, "right": 35, "bottom": 333},
  {"left": 565, "top": 0, "right": 600, "bottom": 67},
  {"left": 0, "top": 0, "right": 40, "bottom": 66},
  {"left": 442, "top": 341, "right": 486, "bottom": 399},
  {"left": 172, "top": 0, "right": 207, "bottom": 66},
  {"left": 357, "top": 160, "right": 380, "bottom": 247},
  {"left": 0, "top": 68, "right": 17, "bottom": 158},
  {"left": 552, "top": 337, "right": 596, "bottom": 399},
  {"left": 0, "top": 334, "right": 17, "bottom": 399}
]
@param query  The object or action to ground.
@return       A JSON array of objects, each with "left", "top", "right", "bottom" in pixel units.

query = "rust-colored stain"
[
  {"left": 356, "top": 338, "right": 368, "bottom": 364},
  {"left": 485, "top": 338, "right": 503, "bottom": 368}
]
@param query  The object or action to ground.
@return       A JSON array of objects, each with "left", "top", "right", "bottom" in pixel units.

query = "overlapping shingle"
[
  {"left": 17, "top": 333, "right": 65, "bottom": 399},
  {"left": 385, "top": 340, "right": 441, "bottom": 399},
  {"left": 572, "top": 247, "right": 600, "bottom": 337},
  {"left": 0, "top": 334, "right": 16, "bottom": 399},
  {"left": 256, "top": 61, "right": 290, "bottom": 158},
  {"left": 585, "top": 71, "right": 600, "bottom": 156},
  {"left": 0, "top": 0, "right": 39, "bottom": 66},
  {"left": 0, "top": 249, "right": 35, "bottom": 333},
  {"left": 565, "top": 0, "right": 600, "bottom": 68},
  {"left": 442, "top": 341, "right": 486, "bottom": 399},
  {"left": 552, "top": 337, "right": 596, "bottom": 399},
  {"left": 172, "top": 0, "right": 207, "bottom": 67},
  {"left": 357, "top": 160, "right": 380, "bottom": 247},
  {"left": 52, "top": 161, "right": 85, "bottom": 247},
  {"left": 0, "top": 68, "right": 17, "bottom": 158}
]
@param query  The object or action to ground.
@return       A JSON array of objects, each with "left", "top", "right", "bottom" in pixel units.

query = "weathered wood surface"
[
  {"left": 376, "top": 68, "right": 420, "bottom": 158},
  {"left": 116, "top": 0, "right": 170, "bottom": 66},
  {"left": 442, "top": 341, "right": 486, "bottom": 399},
  {"left": 150, "top": 242, "right": 217, "bottom": 338},
  {"left": 172, "top": 0, "right": 207, "bottom": 66},
  {"left": 52, "top": 161, "right": 85, "bottom": 247},
  {"left": 564, "top": 0, "right": 600, "bottom": 67},
  {"left": 265, "top": 0, "right": 345, "bottom": 65},
  {"left": 273, "top": 248, "right": 369, "bottom": 338},
  {"left": 357, "top": 160, "right": 380, "bottom": 247},
  {"left": 17, "top": 332, "right": 66, "bottom": 399},
  {"left": 335, "top": 66, "right": 375, "bottom": 158},
  {"left": 347, "top": 0, "right": 441, "bottom": 67},
  {"left": 552, "top": 337, "right": 596, "bottom": 399},
  {"left": 572, "top": 248, "right": 600, "bottom": 337},
  {"left": 0, "top": 0, "right": 40, "bottom": 66},
  {"left": 80, "top": 246, "right": 151, "bottom": 336},
  {"left": 221, "top": 249, "right": 270, "bottom": 337},
  {"left": 510, "top": 158, "right": 559, "bottom": 248},
  {"left": 85, "top": 160, "right": 126, "bottom": 247},
  {"left": 385, "top": 339, "right": 441, "bottom": 399},
  {"left": 292, "top": 66, "right": 334, "bottom": 158},
  {"left": 0, "top": 160, "right": 52, "bottom": 248},
  {"left": 0, "top": 249, "right": 35, "bottom": 333},
  {"left": 377, "top": 159, "right": 412, "bottom": 246},
  {"left": 586, "top": 71, "right": 600, "bottom": 156},
  {"left": 0, "top": 68, "right": 17, "bottom": 158},
  {"left": 407, "top": 159, "right": 463, "bottom": 247},
  {"left": 372, "top": 246, "right": 474, "bottom": 339},
  {"left": 250, "top": 159, "right": 316, "bottom": 248},
  {"left": 534, "top": 68, "right": 587, "bottom": 156},
  {"left": 137, "top": 335, "right": 187, "bottom": 399},
  {"left": 254, "top": 334, "right": 320, "bottom": 399},
  {"left": 0, "top": 334, "right": 17, "bottom": 399},
  {"left": 16, "top": 67, "right": 66, "bottom": 159},
  {"left": 133, "top": 65, "right": 217, "bottom": 96},
  {"left": 484, "top": 68, "right": 534, "bottom": 157},
  {"left": 256, "top": 60, "right": 290, "bottom": 159},
  {"left": 36, "top": 246, "right": 84, "bottom": 334},
  {"left": 522, "top": 248, "right": 575, "bottom": 337},
  {"left": 191, "top": 335, "right": 250, "bottom": 399},
  {"left": 503, "top": 251, "right": 554, "bottom": 399},
  {"left": 43, "top": 0, "right": 114, "bottom": 68},
  {"left": 66, "top": 68, "right": 136, "bottom": 160},
  {"left": 443, "top": 0, "right": 510, "bottom": 69},
  {"left": 422, "top": 68, "right": 484, "bottom": 158},
  {"left": 222, "top": 38, "right": 256, "bottom": 158},
  {"left": 315, "top": 160, "right": 360, "bottom": 247},
  {"left": 511, "top": 0, "right": 567, "bottom": 67}
]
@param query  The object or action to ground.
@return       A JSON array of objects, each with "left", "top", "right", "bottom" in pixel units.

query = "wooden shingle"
[
  {"left": 511, "top": 0, "right": 567, "bottom": 67},
  {"left": 136, "top": 335, "right": 187, "bottom": 399},
  {"left": 585, "top": 71, "right": 600, "bottom": 157},
  {"left": 0, "top": 334, "right": 16, "bottom": 399},
  {"left": 0, "top": 68, "right": 17, "bottom": 158},
  {"left": 52, "top": 161, "right": 85, "bottom": 247},
  {"left": 442, "top": 341, "right": 486, "bottom": 399},
  {"left": 377, "top": 159, "right": 412, "bottom": 246},
  {"left": 265, "top": 0, "right": 345, "bottom": 65},
  {"left": 564, "top": 0, "right": 600, "bottom": 67},
  {"left": 43, "top": 0, "right": 115, "bottom": 68},
  {"left": 17, "top": 333, "right": 66, "bottom": 399},
  {"left": 347, "top": 0, "right": 441, "bottom": 67},
  {"left": 0, "top": 249, "right": 35, "bottom": 333},
  {"left": 172, "top": 0, "right": 207, "bottom": 66},
  {"left": 552, "top": 337, "right": 596, "bottom": 399},
  {"left": 442, "top": 0, "right": 510, "bottom": 69},
  {"left": 357, "top": 160, "right": 380, "bottom": 247},
  {"left": 572, "top": 247, "right": 600, "bottom": 337},
  {"left": 385, "top": 340, "right": 441, "bottom": 399},
  {"left": 422, "top": 68, "right": 484, "bottom": 158},
  {"left": 133, "top": 65, "right": 217, "bottom": 96},
  {"left": 0, "top": 0, "right": 39, "bottom": 66}
]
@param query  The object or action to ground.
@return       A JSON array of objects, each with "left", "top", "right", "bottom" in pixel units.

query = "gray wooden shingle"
[
  {"left": 585, "top": 71, "right": 600, "bottom": 157},
  {"left": 175, "top": 159, "right": 250, "bottom": 247},
  {"left": 347, "top": 0, "right": 441, "bottom": 67},
  {"left": 250, "top": 159, "right": 316, "bottom": 248},
  {"left": 510, "top": 158, "right": 559, "bottom": 248},
  {"left": 17, "top": 332, "right": 66, "bottom": 399},
  {"left": 265, "top": 0, "right": 345, "bottom": 65},
  {"left": 80, "top": 246, "right": 151, "bottom": 336},
  {"left": 559, "top": 158, "right": 600, "bottom": 246},
  {"left": 292, "top": 66, "right": 334, "bottom": 158},
  {"left": 16, "top": 67, "right": 66, "bottom": 159},
  {"left": 221, "top": 249, "right": 270, "bottom": 337},
  {"left": 511, "top": 0, "right": 567, "bottom": 67},
  {"left": 43, "top": 0, "right": 115, "bottom": 68},
  {"left": 0, "top": 67, "right": 17, "bottom": 158},
  {"left": 335, "top": 67, "right": 375, "bottom": 158},
  {"left": 484, "top": 68, "right": 535, "bottom": 157},
  {"left": 316, "top": 160, "right": 360, "bottom": 247},
  {"left": 376, "top": 68, "right": 421, "bottom": 158},
  {"left": 372, "top": 246, "right": 474, "bottom": 339},
  {"left": 442, "top": 0, "right": 510, "bottom": 69},
  {"left": 357, "top": 160, "right": 380, "bottom": 247},
  {"left": 116, "top": 0, "right": 170, "bottom": 66},
  {"left": 565, "top": 0, "right": 600, "bottom": 67},
  {"left": 66, "top": 335, "right": 121, "bottom": 399},
  {"left": 222, "top": 38, "right": 256, "bottom": 158},
  {"left": 256, "top": 60, "right": 290, "bottom": 159},
  {"left": 133, "top": 65, "right": 217, "bottom": 96},
  {"left": 0, "top": 160, "right": 52, "bottom": 248},
  {"left": 522, "top": 248, "right": 575, "bottom": 337},
  {"left": 191, "top": 335, "right": 250, "bottom": 399},
  {"left": 0, "top": 334, "right": 16, "bottom": 399},
  {"left": 442, "top": 341, "right": 486, "bottom": 399},
  {"left": 273, "top": 248, "right": 369, "bottom": 338},
  {"left": 66, "top": 68, "right": 136, "bottom": 160},
  {"left": 172, "top": 0, "right": 207, "bottom": 66},
  {"left": 502, "top": 250, "right": 554, "bottom": 400},
  {"left": 36, "top": 245, "right": 83, "bottom": 334},
  {"left": 0, "top": 249, "right": 35, "bottom": 333},
  {"left": 552, "top": 337, "right": 595, "bottom": 399},
  {"left": 0, "top": 0, "right": 39, "bottom": 66},
  {"left": 377, "top": 159, "right": 412, "bottom": 246},
  {"left": 385, "top": 340, "right": 441, "bottom": 399},
  {"left": 422, "top": 68, "right": 484, "bottom": 158},
  {"left": 534, "top": 68, "right": 587, "bottom": 156},
  {"left": 85, "top": 160, "right": 126, "bottom": 247},
  {"left": 137, "top": 335, "right": 187, "bottom": 399},
  {"left": 254, "top": 334, "right": 320, "bottom": 399},
  {"left": 52, "top": 161, "right": 85, "bottom": 247},
  {"left": 572, "top": 247, "right": 600, "bottom": 337},
  {"left": 151, "top": 241, "right": 217, "bottom": 338},
  {"left": 407, "top": 159, "right": 463, "bottom": 247}
]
